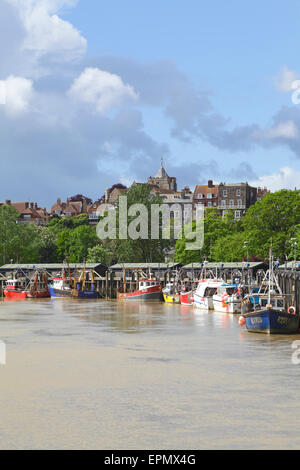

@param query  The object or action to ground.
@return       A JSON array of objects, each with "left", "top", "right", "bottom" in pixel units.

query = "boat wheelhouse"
[
  {"left": 48, "top": 277, "right": 72, "bottom": 298},
  {"left": 193, "top": 279, "right": 224, "bottom": 310}
]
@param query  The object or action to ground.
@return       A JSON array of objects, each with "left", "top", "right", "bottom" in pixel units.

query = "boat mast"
[{"left": 268, "top": 246, "right": 272, "bottom": 307}]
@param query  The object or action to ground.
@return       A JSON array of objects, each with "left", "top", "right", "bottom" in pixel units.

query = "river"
[{"left": 0, "top": 298, "right": 300, "bottom": 449}]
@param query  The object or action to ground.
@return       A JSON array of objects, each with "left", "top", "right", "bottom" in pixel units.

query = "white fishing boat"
[
  {"left": 212, "top": 284, "right": 241, "bottom": 313},
  {"left": 193, "top": 279, "right": 224, "bottom": 310}
]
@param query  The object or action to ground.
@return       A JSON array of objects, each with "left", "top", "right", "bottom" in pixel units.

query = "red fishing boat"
[
  {"left": 117, "top": 279, "right": 163, "bottom": 301},
  {"left": 3, "top": 272, "right": 50, "bottom": 299},
  {"left": 3, "top": 278, "right": 28, "bottom": 299},
  {"left": 180, "top": 290, "right": 194, "bottom": 306}
]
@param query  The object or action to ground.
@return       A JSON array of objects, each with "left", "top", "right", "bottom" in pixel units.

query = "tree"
[
  {"left": 114, "top": 184, "right": 170, "bottom": 262},
  {"left": 68, "top": 225, "right": 98, "bottom": 262},
  {"left": 242, "top": 189, "right": 300, "bottom": 260},
  {"left": 175, "top": 208, "right": 242, "bottom": 264},
  {"left": 87, "top": 243, "right": 114, "bottom": 266}
]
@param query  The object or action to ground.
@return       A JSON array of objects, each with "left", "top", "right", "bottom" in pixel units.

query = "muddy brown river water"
[{"left": 0, "top": 298, "right": 300, "bottom": 449}]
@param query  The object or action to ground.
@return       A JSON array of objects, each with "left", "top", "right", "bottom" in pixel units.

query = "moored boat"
[
  {"left": 212, "top": 284, "right": 241, "bottom": 313},
  {"left": 3, "top": 278, "right": 28, "bottom": 299},
  {"left": 180, "top": 290, "right": 193, "bottom": 306},
  {"left": 241, "top": 250, "right": 298, "bottom": 334},
  {"left": 193, "top": 279, "right": 224, "bottom": 310},
  {"left": 4, "top": 271, "right": 50, "bottom": 299},
  {"left": 48, "top": 277, "right": 72, "bottom": 298},
  {"left": 162, "top": 282, "right": 180, "bottom": 304},
  {"left": 48, "top": 267, "right": 99, "bottom": 299},
  {"left": 117, "top": 279, "right": 162, "bottom": 301},
  {"left": 243, "top": 299, "right": 299, "bottom": 334}
]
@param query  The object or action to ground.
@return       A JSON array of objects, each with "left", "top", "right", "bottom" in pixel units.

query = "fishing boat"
[
  {"left": 162, "top": 282, "right": 180, "bottom": 304},
  {"left": 72, "top": 267, "right": 99, "bottom": 299},
  {"left": 241, "top": 251, "right": 298, "bottom": 334},
  {"left": 117, "top": 279, "right": 162, "bottom": 301},
  {"left": 180, "top": 289, "right": 193, "bottom": 306},
  {"left": 3, "top": 277, "right": 28, "bottom": 299},
  {"left": 48, "top": 277, "right": 72, "bottom": 298},
  {"left": 212, "top": 283, "right": 241, "bottom": 313},
  {"left": 3, "top": 271, "right": 50, "bottom": 299},
  {"left": 193, "top": 279, "right": 224, "bottom": 310},
  {"left": 48, "top": 267, "right": 99, "bottom": 299}
]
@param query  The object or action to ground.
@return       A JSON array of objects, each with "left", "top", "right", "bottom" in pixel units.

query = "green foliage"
[
  {"left": 175, "top": 190, "right": 300, "bottom": 264},
  {"left": 47, "top": 214, "right": 89, "bottom": 233},
  {"left": 87, "top": 243, "right": 114, "bottom": 266},
  {"left": 0, "top": 189, "right": 298, "bottom": 267},
  {"left": 56, "top": 225, "right": 98, "bottom": 262},
  {"left": 115, "top": 184, "right": 170, "bottom": 262}
]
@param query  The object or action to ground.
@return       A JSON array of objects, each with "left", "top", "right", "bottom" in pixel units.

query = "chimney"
[
  {"left": 208, "top": 180, "right": 213, "bottom": 188},
  {"left": 30, "top": 202, "right": 34, "bottom": 209},
  {"left": 105, "top": 188, "right": 110, "bottom": 203},
  {"left": 25, "top": 202, "right": 29, "bottom": 209},
  {"left": 35, "top": 202, "right": 38, "bottom": 209},
  {"left": 57, "top": 198, "right": 61, "bottom": 205}
]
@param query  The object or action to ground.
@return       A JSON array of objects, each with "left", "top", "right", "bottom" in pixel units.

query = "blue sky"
[{"left": 0, "top": 0, "right": 300, "bottom": 207}]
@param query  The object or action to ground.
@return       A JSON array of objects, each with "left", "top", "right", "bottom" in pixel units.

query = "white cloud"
[
  {"left": 6, "top": 0, "right": 86, "bottom": 62},
  {"left": 68, "top": 68, "right": 139, "bottom": 113},
  {"left": 273, "top": 66, "right": 299, "bottom": 93},
  {"left": 0, "top": 75, "right": 34, "bottom": 116},
  {"left": 252, "top": 120, "right": 299, "bottom": 141},
  {"left": 250, "top": 166, "right": 300, "bottom": 191},
  {"left": 265, "top": 120, "right": 299, "bottom": 139}
]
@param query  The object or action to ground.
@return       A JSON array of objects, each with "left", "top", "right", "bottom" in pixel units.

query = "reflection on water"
[{"left": 0, "top": 298, "right": 300, "bottom": 450}]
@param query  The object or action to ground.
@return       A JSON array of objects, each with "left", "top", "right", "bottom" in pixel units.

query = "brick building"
[
  {"left": 1, "top": 200, "right": 49, "bottom": 225},
  {"left": 193, "top": 180, "right": 218, "bottom": 208},
  {"left": 217, "top": 183, "right": 257, "bottom": 219}
]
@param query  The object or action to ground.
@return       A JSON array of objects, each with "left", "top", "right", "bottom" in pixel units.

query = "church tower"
[{"left": 147, "top": 159, "right": 177, "bottom": 191}]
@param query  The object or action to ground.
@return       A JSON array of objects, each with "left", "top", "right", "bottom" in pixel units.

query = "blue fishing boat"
[
  {"left": 241, "top": 250, "right": 298, "bottom": 334},
  {"left": 48, "top": 266, "right": 99, "bottom": 299}
]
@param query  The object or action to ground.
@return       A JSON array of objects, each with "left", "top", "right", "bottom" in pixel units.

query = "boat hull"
[
  {"left": 74, "top": 290, "right": 99, "bottom": 299},
  {"left": 49, "top": 286, "right": 98, "bottom": 299},
  {"left": 193, "top": 294, "right": 213, "bottom": 310},
  {"left": 118, "top": 290, "right": 162, "bottom": 301},
  {"left": 244, "top": 309, "right": 299, "bottom": 334},
  {"left": 213, "top": 298, "right": 241, "bottom": 313},
  {"left": 48, "top": 286, "right": 72, "bottom": 298},
  {"left": 3, "top": 289, "right": 28, "bottom": 299},
  {"left": 180, "top": 291, "right": 193, "bottom": 306}
]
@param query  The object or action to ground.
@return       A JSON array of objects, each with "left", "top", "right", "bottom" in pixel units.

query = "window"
[
  {"left": 221, "top": 200, "right": 226, "bottom": 207},
  {"left": 223, "top": 190, "right": 227, "bottom": 197},
  {"left": 207, "top": 193, "right": 212, "bottom": 199},
  {"left": 229, "top": 200, "right": 234, "bottom": 207},
  {"left": 237, "top": 199, "right": 243, "bottom": 208},
  {"left": 236, "top": 189, "right": 241, "bottom": 196},
  {"left": 207, "top": 202, "right": 212, "bottom": 207},
  {"left": 235, "top": 210, "right": 241, "bottom": 219},
  {"left": 198, "top": 194, "right": 203, "bottom": 199}
]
